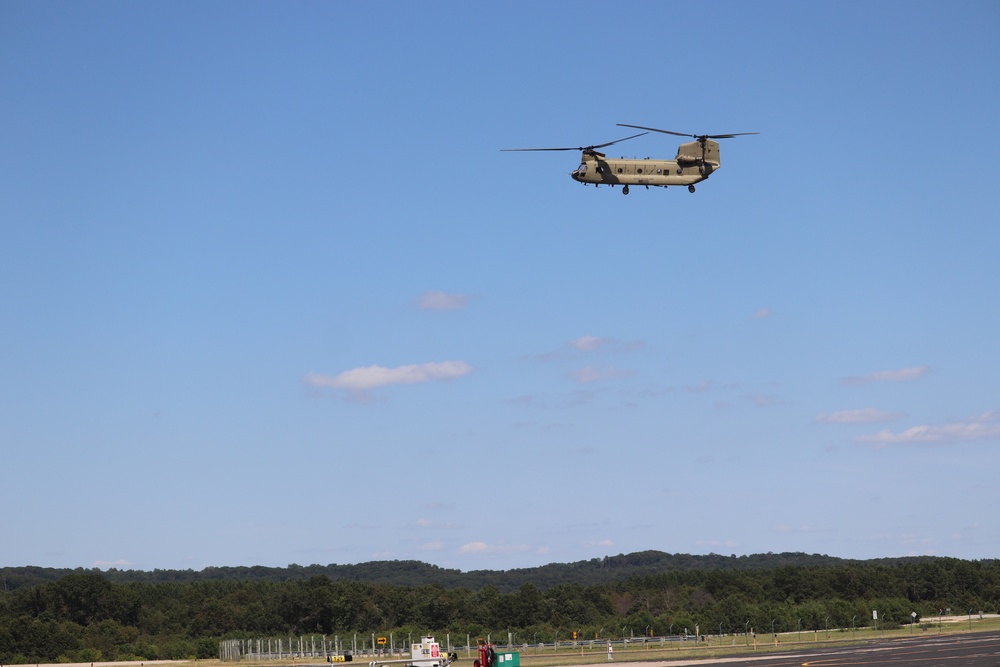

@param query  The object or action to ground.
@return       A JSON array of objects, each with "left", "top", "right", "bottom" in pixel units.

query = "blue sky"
[{"left": 2, "top": 1, "right": 999, "bottom": 573}]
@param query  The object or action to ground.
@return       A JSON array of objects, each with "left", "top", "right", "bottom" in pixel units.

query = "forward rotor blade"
[
  {"left": 589, "top": 132, "right": 648, "bottom": 150},
  {"left": 501, "top": 132, "right": 647, "bottom": 152},
  {"left": 501, "top": 146, "right": 584, "bottom": 152}
]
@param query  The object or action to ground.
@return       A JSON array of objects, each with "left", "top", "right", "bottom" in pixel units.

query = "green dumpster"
[{"left": 494, "top": 652, "right": 519, "bottom": 667}]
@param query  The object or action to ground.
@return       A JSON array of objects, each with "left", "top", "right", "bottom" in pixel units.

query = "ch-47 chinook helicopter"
[{"left": 502, "top": 124, "right": 758, "bottom": 194}]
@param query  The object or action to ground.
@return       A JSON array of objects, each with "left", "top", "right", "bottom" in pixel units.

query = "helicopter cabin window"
[{"left": 616, "top": 167, "right": 623, "bottom": 174}]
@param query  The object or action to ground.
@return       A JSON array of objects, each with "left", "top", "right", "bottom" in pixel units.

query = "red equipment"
[{"left": 473, "top": 640, "right": 496, "bottom": 667}]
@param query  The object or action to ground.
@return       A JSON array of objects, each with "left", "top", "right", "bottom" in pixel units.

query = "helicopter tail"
[{"left": 676, "top": 139, "right": 721, "bottom": 168}]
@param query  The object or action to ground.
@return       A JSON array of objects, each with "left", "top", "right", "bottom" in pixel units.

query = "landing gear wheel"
[
  {"left": 622, "top": 185, "right": 630, "bottom": 195},
  {"left": 688, "top": 185, "right": 696, "bottom": 193}
]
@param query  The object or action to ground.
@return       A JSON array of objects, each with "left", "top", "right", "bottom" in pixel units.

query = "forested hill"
[{"left": 1, "top": 550, "right": 948, "bottom": 592}]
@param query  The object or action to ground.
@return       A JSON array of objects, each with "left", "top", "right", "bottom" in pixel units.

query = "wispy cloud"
[
  {"left": 535, "top": 336, "right": 645, "bottom": 361},
  {"left": 458, "top": 541, "right": 532, "bottom": 555},
  {"left": 753, "top": 307, "right": 772, "bottom": 319},
  {"left": 93, "top": 559, "right": 133, "bottom": 569},
  {"left": 748, "top": 392, "right": 782, "bottom": 407},
  {"left": 696, "top": 539, "right": 738, "bottom": 548},
  {"left": 772, "top": 524, "right": 818, "bottom": 533},
  {"left": 856, "top": 410, "right": 1000, "bottom": 447},
  {"left": 569, "top": 364, "right": 634, "bottom": 384},
  {"left": 416, "top": 518, "right": 458, "bottom": 529},
  {"left": 417, "top": 290, "right": 477, "bottom": 311},
  {"left": 507, "top": 389, "right": 603, "bottom": 410},
  {"left": 842, "top": 365, "right": 929, "bottom": 386},
  {"left": 305, "top": 361, "right": 473, "bottom": 392},
  {"left": 815, "top": 408, "right": 906, "bottom": 424}
]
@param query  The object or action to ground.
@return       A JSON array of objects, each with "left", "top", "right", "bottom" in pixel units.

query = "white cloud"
[
  {"left": 417, "top": 290, "right": 476, "bottom": 310},
  {"left": 856, "top": 410, "right": 1000, "bottom": 447},
  {"left": 842, "top": 365, "right": 929, "bottom": 386},
  {"left": 587, "top": 539, "right": 615, "bottom": 547},
  {"left": 459, "top": 541, "right": 489, "bottom": 553},
  {"left": 305, "top": 360, "right": 473, "bottom": 391},
  {"left": 93, "top": 559, "right": 133, "bottom": 569},
  {"left": 419, "top": 541, "right": 446, "bottom": 551},
  {"left": 815, "top": 408, "right": 906, "bottom": 424},
  {"left": 570, "top": 335, "right": 610, "bottom": 352}
]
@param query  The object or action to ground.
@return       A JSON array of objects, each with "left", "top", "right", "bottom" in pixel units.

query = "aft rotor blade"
[
  {"left": 617, "top": 124, "right": 759, "bottom": 140},
  {"left": 617, "top": 124, "right": 691, "bottom": 138},
  {"left": 501, "top": 132, "right": 647, "bottom": 152},
  {"left": 703, "top": 132, "right": 760, "bottom": 139}
]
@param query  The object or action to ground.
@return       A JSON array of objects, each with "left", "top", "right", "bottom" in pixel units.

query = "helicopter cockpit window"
[{"left": 576, "top": 163, "right": 587, "bottom": 174}]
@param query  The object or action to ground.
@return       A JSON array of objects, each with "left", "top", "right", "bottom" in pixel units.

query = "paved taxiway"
[{"left": 587, "top": 631, "right": 1000, "bottom": 666}]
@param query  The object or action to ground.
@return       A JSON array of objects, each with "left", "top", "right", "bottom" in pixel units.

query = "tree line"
[
  {"left": 0, "top": 551, "right": 934, "bottom": 592},
  {"left": 2, "top": 554, "right": 998, "bottom": 664}
]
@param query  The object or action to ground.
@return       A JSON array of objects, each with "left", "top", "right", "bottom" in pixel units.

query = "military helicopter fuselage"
[
  {"left": 503, "top": 124, "right": 757, "bottom": 195},
  {"left": 569, "top": 138, "right": 721, "bottom": 193}
]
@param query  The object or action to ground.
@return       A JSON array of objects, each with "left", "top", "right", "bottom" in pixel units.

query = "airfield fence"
[{"left": 219, "top": 635, "right": 702, "bottom": 662}]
